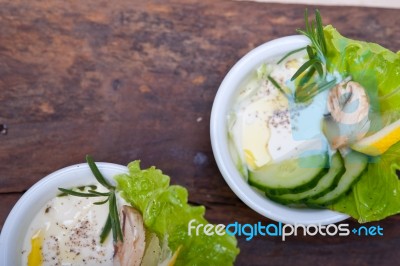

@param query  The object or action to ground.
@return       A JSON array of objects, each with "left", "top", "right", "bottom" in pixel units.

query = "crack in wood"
[{"left": 0, "top": 124, "right": 8, "bottom": 135}]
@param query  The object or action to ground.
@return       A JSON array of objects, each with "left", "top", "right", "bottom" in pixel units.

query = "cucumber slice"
[
  {"left": 248, "top": 153, "right": 329, "bottom": 195},
  {"left": 269, "top": 152, "right": 345, "bottom": 204},
  {"left": 307, "top": 151, "right": 368, "bottom": 206}
]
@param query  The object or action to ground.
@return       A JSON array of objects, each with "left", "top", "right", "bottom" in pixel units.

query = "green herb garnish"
[
  {"left": 295, "top": 9, "right": 327, "bottom": 73},
  {"left": 277, "top": 46, "right": 307, "bottom": 65},
  {"left": 267, "top": 75, "right": 286, "bottom": 95},
  {"left": 279, "top": 9, "right": 337, "bottom": 103},
  {"left": 58, "top": 155, "right": 123, "bottom": 243},
  {"left": 295, "top": 78, "right": 337, "bottom": 103}
]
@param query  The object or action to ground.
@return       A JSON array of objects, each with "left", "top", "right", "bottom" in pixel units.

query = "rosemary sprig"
[
  {"left": 291, "top": 58, "right": 321, "bottom": 81},
  {"left": 277, "top": 46, "right": 307, "bottom": 64},
  {"left": 58, "top": 188, "right": 104, "bottom": 198},
  {"left": 292, "top": 9, "right": 325, "bottom": 82},
  {"left": 267, "top": 75, "right": 289, "bottom": 97},
  {"left": 297, "top": 9, "right": 327, "bottom": 59},
  {"left": 109, "top": 193, "right": 123, "bottom": 242},
  {"left": 100, "top": 215, "right": 112, "bottom": 243},
  {"left": 88, "top": 190, "right": 111, "bottom": 196},
  {"left": 295, "top": 78, "right": 337, "bottom": 103},
  {"left": 289, "top": 9, "right": 335, "bottom": 102},
  {"left": 86, "top": 155, "right": 115, "bottom": 190},
  {"left": 58, "top": 155, "right": 123, "bottom": 244}
]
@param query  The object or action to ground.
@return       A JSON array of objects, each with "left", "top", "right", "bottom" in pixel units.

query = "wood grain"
[{"left": 0, "top": 1, "right": 399, "bottom": 265}]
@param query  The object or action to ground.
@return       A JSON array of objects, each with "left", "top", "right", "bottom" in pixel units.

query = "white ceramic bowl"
[
  {"left": 210, "top": 35, "right": 349, "bottom": 225},
  {"left": 0, "top": 162, "right": 128, "bottom": 265}
]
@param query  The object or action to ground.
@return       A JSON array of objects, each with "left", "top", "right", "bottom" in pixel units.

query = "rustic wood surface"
[{"left": 0, "top": 0, "right": 399, "bottom": 265}]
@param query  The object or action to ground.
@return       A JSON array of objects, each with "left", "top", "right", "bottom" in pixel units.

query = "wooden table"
[{"left": 1, "top": 1, "right": 399, "bottom": 265}]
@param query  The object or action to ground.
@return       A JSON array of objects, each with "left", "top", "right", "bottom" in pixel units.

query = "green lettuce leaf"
[
  {"left": 323, "top": 26, "right": 400, "bottom": 222},
  {"left": 331, "top": 142, "right": 400, "bottom": 222},
  {"left": 324, "top": 25, "right": 400, "bottom": 113},
  {"left": 115, "top": 161, "right": 239, "bottom": 266}
]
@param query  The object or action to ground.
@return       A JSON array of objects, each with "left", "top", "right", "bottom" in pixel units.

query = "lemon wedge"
[{"left": 351, "top": 119, "right": 400, "bottom": 156}]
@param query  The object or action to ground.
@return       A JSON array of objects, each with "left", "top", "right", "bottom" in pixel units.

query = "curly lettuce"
[
  {"left": 115, "top": 161, "right": 239, "bottom": 266},
  {"left": 324, "top": 25, "right": 400, "bottom": 113},
  {"left": 331, "top": 142, "right": 400, "bottom": 222},
  {"left": 323, "top": 26, "right": 400, "bottom": 222}
]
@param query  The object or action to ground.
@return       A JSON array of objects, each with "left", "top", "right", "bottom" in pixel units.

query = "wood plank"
[
  {"left": 0, "top": 0, "right": 399, "bottom": 264},
  {"left": 247, "top": 0, "right": 400, "bottom": 9},
  {"left": 0, "top": 1, "right": 399, "bottom": 192}
]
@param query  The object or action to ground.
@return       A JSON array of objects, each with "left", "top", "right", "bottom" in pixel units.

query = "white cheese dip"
[
  {"left": 22, "top": 183, "right": 115, "bottom": 266},
  {"left": 228, "top": 53, "right": 330, "bottom": 176}
]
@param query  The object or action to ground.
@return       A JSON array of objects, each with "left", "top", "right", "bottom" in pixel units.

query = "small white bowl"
[
  {"left": 210, "top": 35, "right": 349, "bottom": 225},
  {"left": 0, "top": 163, "right": 128, "bottom": 265}
]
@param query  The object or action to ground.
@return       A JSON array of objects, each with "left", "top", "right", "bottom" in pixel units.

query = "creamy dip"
[
  {"left": 22, "top": 183, "right": 115, "bottom": 266},
  {"left": 228, "top": 52, "right": 330, "bottom": 176}
]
